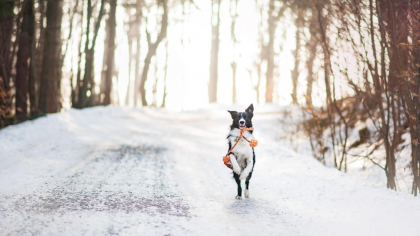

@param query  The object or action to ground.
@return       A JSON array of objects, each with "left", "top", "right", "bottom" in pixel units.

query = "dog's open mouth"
[{"left": 239, "top": 124, "right": 246, "bottom": 129}]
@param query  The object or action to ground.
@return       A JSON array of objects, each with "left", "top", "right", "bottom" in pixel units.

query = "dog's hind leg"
[
  {"left": 244, "top": 172, "right": 253, "bottom": 198},
  {"left": 233, "top": 173, "right": 242, "bottom": 199}
]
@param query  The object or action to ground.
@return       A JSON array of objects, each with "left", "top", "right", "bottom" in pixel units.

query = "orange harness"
[{"left": 223, "top": 127, "right": 258, "bottom": 169}]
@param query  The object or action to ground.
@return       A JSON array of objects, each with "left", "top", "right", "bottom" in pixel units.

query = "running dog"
[{"left": 226, "top": 104, "right": 255, "bottom": 199}]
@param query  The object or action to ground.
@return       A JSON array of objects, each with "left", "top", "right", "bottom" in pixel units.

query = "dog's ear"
[
  {"left": 228, "top": 110, "right": 238, "bottom": 119},
  {"left": 246, "top": 104, "right": 254, "bottom": 113}
]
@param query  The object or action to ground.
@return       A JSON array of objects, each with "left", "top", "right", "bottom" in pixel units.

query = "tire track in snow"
[{"left": 1, "top": 144, "right": 190, "bottom": 235}]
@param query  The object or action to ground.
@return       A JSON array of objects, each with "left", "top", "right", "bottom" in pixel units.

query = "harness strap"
[
  {"left": 226, "top": 127, "right": 252, "bottom": 155},
  {"left": 223, "top": 127, "right": 255, "bottom": 169}
]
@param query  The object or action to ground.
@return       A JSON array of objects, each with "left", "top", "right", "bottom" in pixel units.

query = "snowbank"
[{"left": 0, "top": 105, "right": 419, "bottom": 235}]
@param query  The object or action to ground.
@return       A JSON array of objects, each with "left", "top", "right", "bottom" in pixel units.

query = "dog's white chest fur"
[{"left": 229, "top": 129, "right": 254, "bottom": 170}]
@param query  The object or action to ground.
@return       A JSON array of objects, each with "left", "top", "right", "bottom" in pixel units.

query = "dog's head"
[{"left": 228, "top": 104, "right": 254, "bottom": 129}]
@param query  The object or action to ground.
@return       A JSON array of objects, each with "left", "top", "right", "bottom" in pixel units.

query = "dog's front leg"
[
  {"left": 239, "top": 158, "right": 253, "bottom": 180},
  {"left": 229, "top": 154, "right": 241, "bottom": 175}
]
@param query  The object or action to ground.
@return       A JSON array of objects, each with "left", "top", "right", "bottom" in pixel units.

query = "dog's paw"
[
  {"left": 244, "top": 189, "right": 249, "bottom": 198},
  {"left": 233, "top": 166, "right": 241, "bottom": 175},
  {"left": 235, "top": 196, "right": 242, "bottom": 200}
]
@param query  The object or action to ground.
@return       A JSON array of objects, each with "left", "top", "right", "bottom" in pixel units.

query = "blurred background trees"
[{"left": 0, "top": 0, "right": 419, "bottom": 195}]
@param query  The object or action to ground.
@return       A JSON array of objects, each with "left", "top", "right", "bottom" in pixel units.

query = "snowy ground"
[{"left": 1, "top": 105, "right": 419, "bottom": 236}]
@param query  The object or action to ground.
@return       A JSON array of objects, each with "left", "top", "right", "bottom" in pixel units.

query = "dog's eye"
[{"left": 244, "top": 115, "right": 247, "bottom": 119}]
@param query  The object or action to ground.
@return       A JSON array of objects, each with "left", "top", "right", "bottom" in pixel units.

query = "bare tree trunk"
[
  {"left": 133, "top": 36, "right": 140, "bottom": 106},
  {"left": 410, "top": 22, "right": 420, "bottom": 195},
  {"left": 100, "top": 17, "right": 109, "bottom": 104},
  {"left": 76, "top": 0, "right": 93, "bottom": 108},
  {"left": 161, "top": 40, "right": 168, "bottom": 108},
  {"left": 265, "top": 0, "right": 276, "bottom": 103},
  {"left": 315, "top": 3, "right": 332, "bottom": 108},
  {"left": 208, "top": 0, "right": 222, "bottom": 103},
  {"left": 125, "top": 38, "right": 133, "bottom": 105},
  {"left": 66, "top": 0, "right": 80, "bottom": 110},
  {"left": 28, "top": 0, "right": 38, "bottom": 118},
  {"left": 291, "top": 8, "right": 303, "bottom": 104},
  {"left": 265, "top": 0, "right": 285, "bottom": 103},
  {"left": 38, "top": 0, "right": 63, "bottom": 114},
  {"left": 102, "top": 0, "right": 117, "bottom": 105},
  {"left": 133, "top": 0, "right": 142, "bottom": 106},
  {"left": 77, "top": 0, "right": 105, "bottom": 108},
  {"left": 72, "top": 0, "right": 85, "bottom": 107},
  {"left": 388, "top": 0, "right": 418, "bottom": 192},
  {"left": 33, "top": 0, "right": 46, "bottom": 112},
  {"left": 15, "top": 0, "right": 35, "bottom": 122},
  {"left": 124, "top": 3, "right": 135, "bottom": 106},
  {"left": 231, "top": 62, "right": 237, "bottom": 103},
  {"left": 125, "top": 4, "right": 142, "bottom": 107},
  {"left": 9, "top": 1, "right": 24, "bottom": 85},
  {"left": 139, "top": 0, "right": 167, "bottom": 106},
  {"left": 316, "top": 2, "right": 342, "bottom": 169},
  {"left": 0, "top": 0, "right": 14, "bottom": 127},
  {"left": 305, "top": 11, "right": 318, "bottom": 107},
  {"left": 152, "top": 57, "right": 158, "bottom": 107},
  {"left": 253, "top": 1, "right": 264, "bottom": 104},
  {"left": 375, "top": 0, "right": 408, "bottom": 190},
  {"left": 230, "top": 0, "right": 238, "bottom": 103}
]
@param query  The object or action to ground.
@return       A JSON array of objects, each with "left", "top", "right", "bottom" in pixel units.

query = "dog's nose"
[{"left": 240, "top": 120, "right": 245, "bottom": 125}]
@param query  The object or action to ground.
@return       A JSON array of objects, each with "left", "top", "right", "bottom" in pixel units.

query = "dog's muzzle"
[{"left": 239, "top": 119, "right": 245, "bottom": 128}]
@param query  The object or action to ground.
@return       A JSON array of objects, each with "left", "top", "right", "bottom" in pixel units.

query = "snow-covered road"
[{"left": 1, "top": 105, "right": 419, "bottom": 236}]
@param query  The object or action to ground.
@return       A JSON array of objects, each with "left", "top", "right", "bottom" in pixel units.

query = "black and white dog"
[{"left": 227, "top": 104, "right": 255, "bottom": 199}]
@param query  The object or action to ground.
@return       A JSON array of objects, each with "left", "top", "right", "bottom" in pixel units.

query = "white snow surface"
[{"left": 1, "top": 105, "right": 419, "bottom": 236}]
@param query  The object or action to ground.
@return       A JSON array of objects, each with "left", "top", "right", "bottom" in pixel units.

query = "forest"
[{"left": 1, "top": 0, "right": 420, "bottom": 196}]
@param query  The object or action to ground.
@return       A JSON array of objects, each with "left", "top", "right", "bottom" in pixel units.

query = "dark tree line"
[
  {"left": 0, "top": 0, "right": 15, "bottom": 127},
  {"left": 0, "top": 0, "right": 173, "bottom": 128}
]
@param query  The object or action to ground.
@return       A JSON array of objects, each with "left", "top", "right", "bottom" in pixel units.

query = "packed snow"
[{"left": 1, "top": 105, "right": 419, "bottom": 236}]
